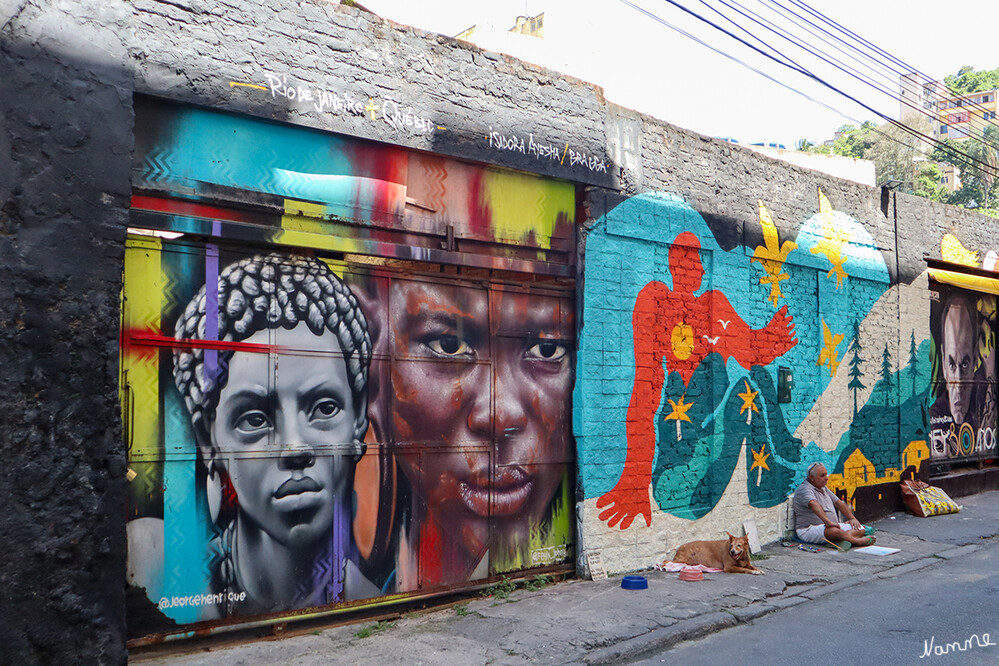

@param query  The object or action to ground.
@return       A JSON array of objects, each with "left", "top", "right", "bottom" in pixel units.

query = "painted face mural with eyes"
[
  {"left": 164, "top": 252, "right": 374, "bottom": 616},
  {"left": 940, "top": 297, "right": 976, "bottom": 425},
  {"left": 210, "top": 323, "right": 358, "bottom": 552},
  {"left": 386, "top": 279, "right": 573, "bottom": 585}
]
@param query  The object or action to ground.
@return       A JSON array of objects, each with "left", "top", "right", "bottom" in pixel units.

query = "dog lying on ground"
[{"left": 672, "top": 532, "right": 763, "bottom": 575}]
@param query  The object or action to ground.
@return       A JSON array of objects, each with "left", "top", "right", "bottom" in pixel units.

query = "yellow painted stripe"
[
  {"left": 929, "top": 267, "right": 999, "bottom": 295},
  {"left": 122, "top": 239, "right": 162, "bottom": 461}
]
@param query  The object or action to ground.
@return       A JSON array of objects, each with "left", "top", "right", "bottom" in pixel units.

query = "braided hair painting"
[{"left": 173, "top": 252, "right": 372, "bottom": 447}]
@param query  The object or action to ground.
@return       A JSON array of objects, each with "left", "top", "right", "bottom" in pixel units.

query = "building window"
[
  {"left": 940, "top": 125, "right": 948, "bottom": 134},
  {"left": 985, "top": 111, "right": 996, "bottom": 121}
]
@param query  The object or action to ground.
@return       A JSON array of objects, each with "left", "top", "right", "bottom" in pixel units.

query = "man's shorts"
[{"left": 796, "top": 522, "right": 856, "bottom": 544}]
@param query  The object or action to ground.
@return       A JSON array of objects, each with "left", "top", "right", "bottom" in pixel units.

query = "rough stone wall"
[
  {"left": 130, "top": 0, "right": 614, "bottom": 188},
  {"left": 0, "top": 0, "right": 132, "bottom": 663}
]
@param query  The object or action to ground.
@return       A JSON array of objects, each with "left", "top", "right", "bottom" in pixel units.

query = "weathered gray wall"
[
  {"left": 131, "top": 0, "right": 614, "bottom": 187},
  {"left": 0, "top": 1, "right": 132, "bottom": 663}
]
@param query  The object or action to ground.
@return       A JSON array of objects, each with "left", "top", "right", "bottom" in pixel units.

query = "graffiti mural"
[
  {"left": 928, "top": 285, "right": 997, "bottom": 466},
  {"left": 351, "top": 274, "right": 574, "bottom": 591},
  {"left": 594, "top": 230, "right": 798, "bottom": 529},
  {"left": 576, "top": 189, "right": 913, "bottom": 537},
  {"left": 124, "top": 99, "right": 576, "bottom": 636},
  {"left": 126, "top": 251, "right": 373, "bottom": 619}
]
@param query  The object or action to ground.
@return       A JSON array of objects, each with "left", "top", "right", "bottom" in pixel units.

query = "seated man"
[{"left": 792, "top": 463, "right": 876, "bottom": 547}]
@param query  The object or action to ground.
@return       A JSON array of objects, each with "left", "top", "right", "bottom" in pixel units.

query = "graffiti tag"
[
  {"left": 262, "top": 74, "right": 437, "bottom": 136},
  {"left": 531, "top": 544, "right": 568, "bottom": 566},
  {"left": 157, "top": 591, "right": 246, "bottom": 610},
  {"left": 488, "top": 127, "right": 608, "bottom": 174}
]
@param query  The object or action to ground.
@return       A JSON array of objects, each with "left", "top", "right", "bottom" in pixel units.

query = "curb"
[
  {"left": 874, "top": 557, "right": 938, "bottom": 579},
  {"left": 798, "top": 573, "right": 874, "bottom": 600},
  {"left": 584, "top": 611, "right": 736, "bottom": 664},
  {"left": 936, "top": 545, "right": 980, "bottom": 560}
]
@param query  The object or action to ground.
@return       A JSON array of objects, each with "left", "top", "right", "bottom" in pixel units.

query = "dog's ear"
[{"left": 726, "top": 531, "right": 735, "bottom": 540}]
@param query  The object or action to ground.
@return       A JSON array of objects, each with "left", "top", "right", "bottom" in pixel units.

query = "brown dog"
[{"left": 672, "top": 532, "right": 763, "bottom": 575}]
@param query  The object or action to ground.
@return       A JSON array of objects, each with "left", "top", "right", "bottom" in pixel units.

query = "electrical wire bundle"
[{"left": 619, "top": 0, "right": 999, "bottom": 183}]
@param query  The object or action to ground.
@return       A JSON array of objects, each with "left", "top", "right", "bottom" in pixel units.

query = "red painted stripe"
[
  {"left": 128, "top": 333, "right": 277, "bottom": 354},
  {"left": 130, "top": 195, "right": 249, "bottom": 223}
]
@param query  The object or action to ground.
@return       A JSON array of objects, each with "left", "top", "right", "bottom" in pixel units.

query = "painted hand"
[
  {"left": 596, "top": 481, "right": 652, "bottom": 530},
  {"left": 767, "top": 305, "right": 798, "bottom": 356}
]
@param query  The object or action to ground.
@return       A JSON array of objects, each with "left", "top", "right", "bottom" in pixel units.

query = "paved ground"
[
  {"left": 635, "top": 531, "right": 999, "bottom": 665},
  {"left": 132, "top": 491, "right": 999, "bottom": 665}
]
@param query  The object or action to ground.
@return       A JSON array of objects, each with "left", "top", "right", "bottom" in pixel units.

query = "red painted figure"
[{"left": 596, "top": 232, "right": 798, "bottom": 529}]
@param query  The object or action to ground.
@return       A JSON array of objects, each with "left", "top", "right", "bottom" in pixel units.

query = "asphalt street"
[{"left": 634, "top": 537, "right": 999, "bottom": 665}]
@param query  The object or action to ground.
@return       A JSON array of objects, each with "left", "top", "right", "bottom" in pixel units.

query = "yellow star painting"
[
  {"left": 816, "top": 318, "right": 844, "bottom": 376},
  {"left": 738, "top": 379, "right": 759, "bottom": 424},
  {"left": 750, "top": 443, "right": 770, "bottom": 486},
  {"left": 664, "top": 394, "right": 693, "bottom": 422},
  {"left": 751, "top": 201, "right": 797, "bottom": 307},
  {"left": 809, "top": 189, "right": 850, "bottom": 288},
  {"left": 738, "top": 380, "right": 759, "bottom": 414},
  {"left": 664, "top": 393, "right": 694, "bottom": 440}
]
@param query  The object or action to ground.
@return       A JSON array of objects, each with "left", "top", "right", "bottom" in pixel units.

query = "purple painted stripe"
[
  {"left": 204, "top": 220, "right": 222, "bottom": 383},
  {"left": 331, "top": 494, "right": 346, "bottom": 601}
]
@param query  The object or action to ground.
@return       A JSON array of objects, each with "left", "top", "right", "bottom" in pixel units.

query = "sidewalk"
[{"left": 133, "top": 490, "right": 999, "bottom": 665}]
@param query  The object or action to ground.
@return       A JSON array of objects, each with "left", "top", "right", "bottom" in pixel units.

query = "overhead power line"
[
  {"left": 624, "top": 0, "right": 999, "bottom": 179},
  {"left": 718, "top": 0, "right": 999, "bottom": 155},
  {"left": 773, "top": 0, "right": 999, "bottom": 137}
]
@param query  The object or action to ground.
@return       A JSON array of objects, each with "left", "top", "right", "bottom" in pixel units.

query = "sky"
[{"left": 360, "top": 0, "right": 999, "bottom": 148}]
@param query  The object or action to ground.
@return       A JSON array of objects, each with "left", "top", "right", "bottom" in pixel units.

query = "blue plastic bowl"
[{"left": 621, "top": 575, "right": 648, "bottom": 590}]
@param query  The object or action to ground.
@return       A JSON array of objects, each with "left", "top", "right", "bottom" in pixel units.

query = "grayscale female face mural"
[{"left": 172, "top": 252, "right": 372, "bottom": 614}]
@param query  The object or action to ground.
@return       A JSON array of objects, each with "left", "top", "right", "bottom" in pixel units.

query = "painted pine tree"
[
  {"left": 881, "top": 342, "right": 893, "bottom": 404},
  {"left": 847, "top": 320, "right": 866, "bottom": 416},
  {"left": 908, "top": 330, "right": 919, "bottom": 395}
]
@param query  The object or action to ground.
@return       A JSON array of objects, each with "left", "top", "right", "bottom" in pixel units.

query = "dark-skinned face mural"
[
  {"left": 124, "top": 254, "right": 575, "bottom": 632},
  {"left": 353, "top": 275, "right": 574, "bottom": 590}
]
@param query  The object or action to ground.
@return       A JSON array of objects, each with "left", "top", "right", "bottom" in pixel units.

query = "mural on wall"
[
  {"left": 126, "top": 251, "right": 374, "bottom": 618},
  {"left": 124, "top": 99, "right": 576, "bottom": 635},
  {"left": 594, "top": 229, "right": 798, "bottom": 530},
  {"left": 928, "top": 285, "right": 997, "bottom": 465},
  {"left": 924, "top": 231, "right": 999, "bottom": 468},
  {"left": 350, "top": 273, "right": 574, "bottom": 591},
  {"left": 576, "top": 189, "right": 927, "bottom": 531}
]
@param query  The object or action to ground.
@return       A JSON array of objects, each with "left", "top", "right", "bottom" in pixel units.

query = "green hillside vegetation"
[
  {"left": 796, "top": 66, "right": 999, "bottom": 216},
  {"left": 944, "top": 65, "right": 999, "bottom": 95}
]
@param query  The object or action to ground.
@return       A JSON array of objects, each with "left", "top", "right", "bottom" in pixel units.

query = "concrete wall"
[
  {"left": 3, "top": 0, "right": 999, "bottom": 658},
  {"left": 0, "top": 0, "right": 132, "bottom": 663}
]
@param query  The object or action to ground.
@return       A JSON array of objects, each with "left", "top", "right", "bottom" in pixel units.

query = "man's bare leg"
[{"left": 824, "top": 526, "right": 873, "bottom": 546}]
